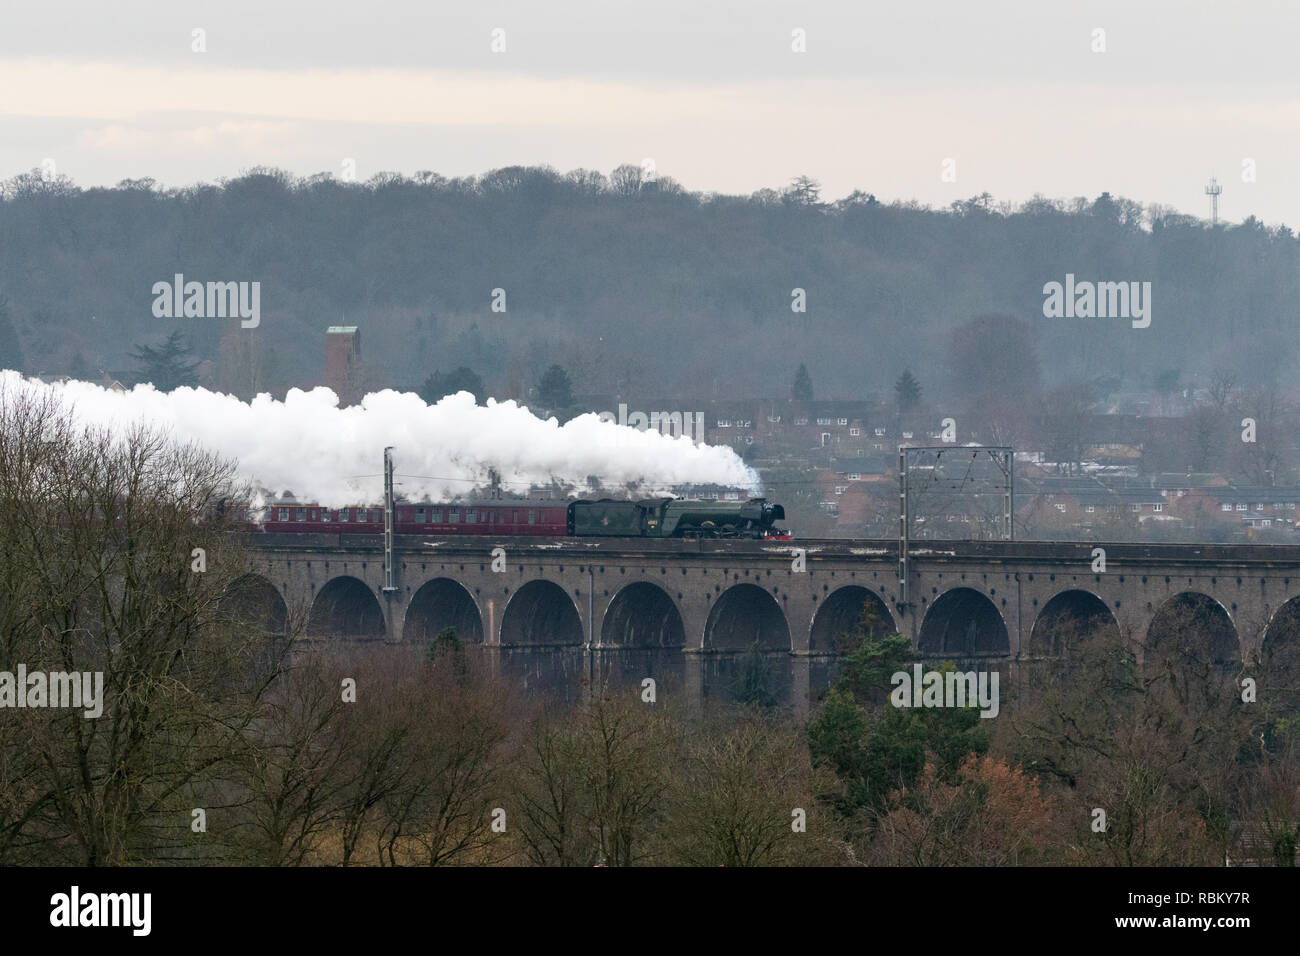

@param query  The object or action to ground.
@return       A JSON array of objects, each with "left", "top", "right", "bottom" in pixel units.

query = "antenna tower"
[{"left": 1205, "top": 176, "right": 1222, "bottom": 225}]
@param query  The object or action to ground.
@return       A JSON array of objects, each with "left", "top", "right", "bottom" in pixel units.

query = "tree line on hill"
[{"left": 1, "top": 165, "right": 1297, "bottom": 415}]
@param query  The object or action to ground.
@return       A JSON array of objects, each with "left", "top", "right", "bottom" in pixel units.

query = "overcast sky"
[{"left": 3, "top": 0, "right": 1296, "bottom": 224}]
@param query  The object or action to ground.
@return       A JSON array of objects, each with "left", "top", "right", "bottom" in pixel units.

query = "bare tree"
[
  {"left": 1207, "top": 366, "right": 1237, "bottom": 411},
  {"left": 608, "top": 164, "right": 644, "bottom": 198},
  {"left": 665, "top": 710, "right": 833, "bottom": 866},
  {"left": 0, "top": 383, "right": 287, "bottom": 864},
  {"left": 516, "top": 694, "right": 675, "bottom": 866}
]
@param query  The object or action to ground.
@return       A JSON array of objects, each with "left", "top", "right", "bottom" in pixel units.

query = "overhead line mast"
[{"left": 383, "top": 446, "right": 398, "bottom": 594}]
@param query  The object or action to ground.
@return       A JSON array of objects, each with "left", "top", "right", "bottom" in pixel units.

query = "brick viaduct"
[{"left": 228, "top": 533, "right": 1300, "bottom": 708}]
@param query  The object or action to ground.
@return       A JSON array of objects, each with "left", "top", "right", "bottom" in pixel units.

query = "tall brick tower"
[{"left": 325, "top": 326, "right": 362, "bottom": 406}]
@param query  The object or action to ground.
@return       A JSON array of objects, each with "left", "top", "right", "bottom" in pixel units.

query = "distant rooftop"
[{"left": 326, "top": 325, "right": 358, "bottom": 334}]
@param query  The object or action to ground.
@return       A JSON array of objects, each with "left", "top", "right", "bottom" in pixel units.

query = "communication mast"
[{"left": 1205, "top": 176, "right": 1222, "bottom": 225}]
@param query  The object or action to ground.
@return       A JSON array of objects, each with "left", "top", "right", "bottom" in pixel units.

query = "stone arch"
[
  {"left": 500, "top": 580, "right": 583, "bottom": 646},
  {"left": 220, "top": 573, "right": 288, "bottom": 639},
  {"left": 919, "top": 587, "right": 1010, "bottom": 658},
  {"left": 601, "top": 582, "right": 685, "bottom": 648},
  {"left": 402, "top": 578, "right": 484, "bottom": 644},
  {"left": 1261, "top": 596, "right": 1300, "bottom": 706},
  {"left": 809, "top": 585, "right": 896, "bottom": 653},
  {"left": 704, "top": 583, "right": 790, "bottom": 652},
  {"left": 307, "top": 575, "right": 386, "bottom": 640},
  {"left": 1029, "top": 589, "right": 1120, "bottom": 657},
  {"left": 1146, "top": 591, "right": 1239, "bottom": 667}
]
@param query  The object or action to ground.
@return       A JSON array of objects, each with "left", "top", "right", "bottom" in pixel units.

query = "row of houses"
[
  {"left": 581, "top": 397, "right": 911, "bottom": 457},
  {"left": 798, "top": 467, "right": 1300, "bottom": 539}
]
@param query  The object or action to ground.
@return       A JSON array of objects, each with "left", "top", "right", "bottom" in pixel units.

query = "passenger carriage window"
[
  {"left": 449, "top": 510, "right": 460, "bottom": 523},
  {"left": 322, "top": 510, "right": 331, "bottom": 522},
  {"left": 296, "top": 509, "right": 305, "bottom": 522},
  {"left": 339, "top": 509, "right": 349, "bottom": 522},
  {"left": 467, "top": 510, "right": 477, "bottom": 523},
  {"left": 416, "top": 507, "right": 425, "bottom": 522},
  {"left": 278, "top": 508, "right": 288, "bottom": 521},
  {"left": 528, "top": 510, "right": 536, "bottom": 524},
  {"left": 431, "top": 509, "right": 442, "bottom": 522}
]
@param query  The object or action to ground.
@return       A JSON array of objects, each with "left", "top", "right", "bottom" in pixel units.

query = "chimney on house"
[{"left": 325, "top": 326, "right": 361, "bottom": 406}]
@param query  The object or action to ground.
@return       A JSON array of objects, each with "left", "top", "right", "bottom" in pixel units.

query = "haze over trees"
[{"left": 1, "top": 166, "right": 1296, "bottom": 409}]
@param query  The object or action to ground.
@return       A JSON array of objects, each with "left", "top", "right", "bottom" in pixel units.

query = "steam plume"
[{"left": 2, "top": 374, "right": 759, "bottom": 506}]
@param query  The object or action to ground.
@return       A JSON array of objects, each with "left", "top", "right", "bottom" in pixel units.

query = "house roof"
[
  {"left": 831, "top": 457, "right": 888, "bottom": 474},
  {"left": 1021, "top": 476, "right": 1164, "bottom": 507},
  {"left": 1153, "top": 472, "right": 1231, "bottom": 489}
]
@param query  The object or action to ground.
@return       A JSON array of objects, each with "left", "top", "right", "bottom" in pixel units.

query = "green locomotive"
[{"left": 567, "top": 497, "right": 789, "bottom": 539}]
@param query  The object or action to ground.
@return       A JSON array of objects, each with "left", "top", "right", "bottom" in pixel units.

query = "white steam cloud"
[{"left": 3, "top": 373, "right": 759, "bottom": 506}]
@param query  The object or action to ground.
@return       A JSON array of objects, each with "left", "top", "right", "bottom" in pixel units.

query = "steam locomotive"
[{"left": 249, "top": 497, "right": 790, "bottom": 539}]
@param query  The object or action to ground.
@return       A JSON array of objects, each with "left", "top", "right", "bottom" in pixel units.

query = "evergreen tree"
[
  {"left": 427, "top": 625, "right": 469, "bottom": 680},
  {"left": 734, "top": 641, "right": 778, "bottom": 708},
  {"left": 807, "top": 621, "right": 989, "bottom": 817},
  {"left": 420, "top": 366, "right": 485, "bottom": 404},
  {"left": 428, "top": 626, "right": 462, "bottom": 663},
  {"left": 792, "top": 363, "right": 814, "bottom": 401},
  {"left": 537, "top": 364, "right": 574, "bottom": 409},
  {"left": 894, "top": 369, "right": 922, "bottom": 412},
  {"left": 130, "top": 331, "right": 198, "bottom": 391}
]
